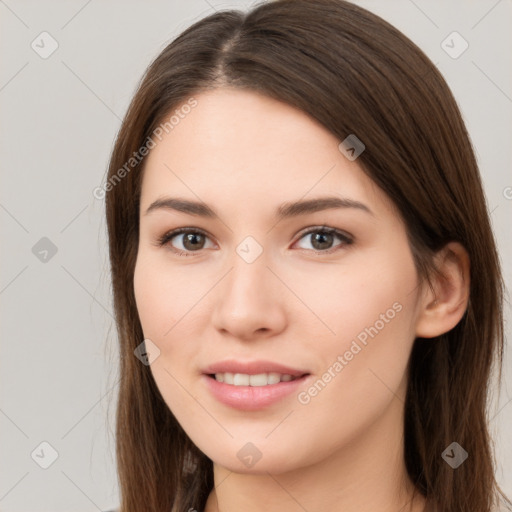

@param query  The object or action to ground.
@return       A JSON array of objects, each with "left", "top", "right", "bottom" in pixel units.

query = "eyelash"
[{"left": 155, "top": 226, "right": 354, "bottom": 257}]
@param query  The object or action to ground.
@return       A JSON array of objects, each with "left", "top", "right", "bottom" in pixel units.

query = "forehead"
[{"left": 139, "top": 88, "right": 388, "bottom": 218}]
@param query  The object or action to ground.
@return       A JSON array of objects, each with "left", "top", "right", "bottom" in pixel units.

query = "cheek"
[
  {"left": 291, "top": 247, "right": 419, "bottom": 397},
  {"left": 133, "top": 253, "right": 202, "bottom": 340},
  {"left": 133, "top": 259, "right": 167, "bottom": 338},
  {"left": 279, "top": 246, "right": 418, "bottom": 355},
  {"left": 133, "top": 254, "right": 211, "bottom": 378},
  {"left": 134, "top": 257, "right": 202, "bottom": 415},
  {"left": 297, "top": 251, "right": 418, "bottom": 416}
]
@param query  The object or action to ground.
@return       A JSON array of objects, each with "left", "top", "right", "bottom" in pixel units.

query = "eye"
[
  {"left": 155, "top": 225, "right": 353, "bottom": 257},
  {"left": 293, "top": 226, "right": 353, "bottom": 253},
  {"left": 156, "top": 228, "right": 215, "bottom": 256}
]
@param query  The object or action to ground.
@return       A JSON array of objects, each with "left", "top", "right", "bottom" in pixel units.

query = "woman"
[{"left": 104, "top": 0, "right": 511, "bottom": 510}]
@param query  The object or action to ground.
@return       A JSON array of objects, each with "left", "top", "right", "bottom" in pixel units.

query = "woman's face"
[{"left": 134, "top": 87, "right": 425, "bottom": 473}]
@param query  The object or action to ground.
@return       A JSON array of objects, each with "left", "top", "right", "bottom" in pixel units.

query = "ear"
[{"left": 415, "top": 241, "right": 470, "bottom": 338}]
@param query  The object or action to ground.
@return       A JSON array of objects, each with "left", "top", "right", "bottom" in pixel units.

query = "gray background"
[{"left": 1, "top": 0, "right": 511, "bottom": 510}]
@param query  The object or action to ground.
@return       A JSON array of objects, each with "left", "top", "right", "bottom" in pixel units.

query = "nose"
[{"left": 211, "top": 247, "right": 287, "bottom": 341}]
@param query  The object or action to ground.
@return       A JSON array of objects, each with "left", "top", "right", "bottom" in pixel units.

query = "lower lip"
[{"left": 202, "top": 374, "right": 310, "bottom": 411}]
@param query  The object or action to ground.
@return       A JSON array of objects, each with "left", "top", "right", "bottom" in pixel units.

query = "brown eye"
[
  {"left": 295, "top": 227, "right": 353, "bottom": 253},
  {"left": 180, "top": 232, "right": 206, "bottom": 251},
  {"left": 157, "top": 228, "right": 215, "bottom": 255}
]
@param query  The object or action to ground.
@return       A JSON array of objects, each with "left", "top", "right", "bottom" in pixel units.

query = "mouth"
[{"left": 200, "top": 360, "right": 311, "bottom": 410}]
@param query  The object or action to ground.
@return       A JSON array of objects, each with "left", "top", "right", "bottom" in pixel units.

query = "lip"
[
  {"left": 201, "top": 359, "right": 311, "bottom": 411},
  {"left": 202, "top": 359, "right": 309, "bottom": 377},
  {"left": 202, "top": 374, "right": 310, "bottom": 411}
]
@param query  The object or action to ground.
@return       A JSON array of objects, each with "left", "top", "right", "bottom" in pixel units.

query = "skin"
[{"left": 133, "top": 87, "right": 470, "bottom": 512}]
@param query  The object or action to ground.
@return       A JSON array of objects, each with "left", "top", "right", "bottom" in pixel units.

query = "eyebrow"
[{"left": 144, "top": 195, "right": 373, "bottom": 219}]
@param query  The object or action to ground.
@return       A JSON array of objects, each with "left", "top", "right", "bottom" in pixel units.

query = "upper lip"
[{"left": 202, "top": 359, "right": 309, "bottom": 377}]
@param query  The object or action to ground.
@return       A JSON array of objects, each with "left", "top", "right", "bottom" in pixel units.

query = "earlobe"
[{"left": 415, "top": 242, "right": 470, "bottom": 338}]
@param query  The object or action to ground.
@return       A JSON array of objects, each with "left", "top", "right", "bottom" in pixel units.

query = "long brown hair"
[{"left": 104, "top": 1, "right": 510, "bottom": 510}]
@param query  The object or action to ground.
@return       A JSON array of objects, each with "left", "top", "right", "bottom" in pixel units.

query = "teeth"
[
  {"left": 213, "top": 372, "right": 299, "bottom": 386},
  {"left": 233, "top": 373, "right": 249, "bottom": 386}
]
